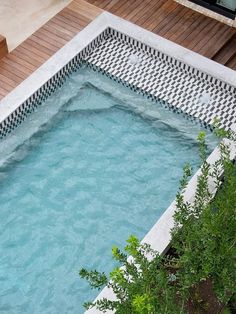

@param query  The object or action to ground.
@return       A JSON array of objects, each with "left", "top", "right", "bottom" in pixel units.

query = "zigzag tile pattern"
[{"left": 86, "top": 31, "right": 236, "bottom": 130}]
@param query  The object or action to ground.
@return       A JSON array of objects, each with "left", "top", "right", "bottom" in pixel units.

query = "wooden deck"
[
  {"left": 0, "top": 0, "right": 235, "bottom": 101},
  {"left": 0, "top": 0, "right": 102, "bottom": 100},
  {"left": 86, "top": 0, "right": 236, "bottom": 69},
  {"left": 0, "top": 35, "right": 8, "bottom": 60}
]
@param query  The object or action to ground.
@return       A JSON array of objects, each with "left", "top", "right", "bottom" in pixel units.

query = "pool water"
[{"left": 0, "top": 68, "right": 216, "bottom": 313}]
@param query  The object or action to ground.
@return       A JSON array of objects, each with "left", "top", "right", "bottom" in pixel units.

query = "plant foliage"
[{"left": 79, "top": 123, "right": 236, "bottom": 313}]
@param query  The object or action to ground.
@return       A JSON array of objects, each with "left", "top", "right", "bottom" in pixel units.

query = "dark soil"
[
  {"left": 165, "top": 247, "right": 228, "bottom": 314},
  {"left": 186, "top": 278, "right": 225, "bottom": 314}
]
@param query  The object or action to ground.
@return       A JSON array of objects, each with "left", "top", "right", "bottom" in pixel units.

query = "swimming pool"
[{"left": 0, "top": 67, "right": 217, "bottom": 313}]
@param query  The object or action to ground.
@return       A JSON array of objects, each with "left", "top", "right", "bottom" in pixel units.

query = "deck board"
[
  {"left": 227, "top": 56, "right": 236, "bottom": 70},
  {"left": 0, "top": 0, "right": 102, "bottom": 100},
  {"left": 0, "top": 0, "right": 235, "bottom": 102},
  {"left": 87, "top": 0, "right": 236, "bottom": 70},
  {"left": 213, "top": 34, "right": 236, "bottom": 64},
  {"left": 0, "top": 35, "right": 8, "bottom": 60}
]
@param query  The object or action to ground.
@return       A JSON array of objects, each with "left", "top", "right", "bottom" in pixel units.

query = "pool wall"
[{"left": 0, "top": 12, "right": 235, "bottom": 313}]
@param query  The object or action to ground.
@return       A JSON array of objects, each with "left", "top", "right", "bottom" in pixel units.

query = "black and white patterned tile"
[
  {"left": 0, "top": 27, "right": 235, "bottom": 138},
  {"left": 0, "top": 29, "right": 111, "bottom": 138},
  {"left": 86, "top": 30, "right": 236, "bottom": 131}
]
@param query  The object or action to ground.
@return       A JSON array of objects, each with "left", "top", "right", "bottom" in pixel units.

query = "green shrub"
[
  {"left": 79, "top": 124, "right": 236, "bottom": 313},
  {"left": 80, "top": 236, "right": 184, "bottom": 313}
]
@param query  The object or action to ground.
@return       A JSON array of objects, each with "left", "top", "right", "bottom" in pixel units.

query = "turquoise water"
[{"left": 0, "top": 68, "right": 216, "bottom": 313}]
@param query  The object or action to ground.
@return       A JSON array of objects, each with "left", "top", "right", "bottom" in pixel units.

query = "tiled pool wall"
[
  {"left": 0, "top": 26, "right": 236, "bottom": 139},
  {"left": 86, "top": 28, "right": 236, "bottom": 131},
  {"left": 0, "top": 28, "right": 110, "bottom": 138}
]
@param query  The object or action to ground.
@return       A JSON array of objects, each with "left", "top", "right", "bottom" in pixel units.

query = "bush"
[{"left": 80, "top": 124, "right": 236, "bottom": 313}]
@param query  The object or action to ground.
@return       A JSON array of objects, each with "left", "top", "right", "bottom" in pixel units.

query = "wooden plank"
[
  {"left": 42, "top": 23, "right": 74, "bottom": 42},
  {"left": 12, "top": 46, "right": 45, "bottom": 65},
  {"left": 9, "top": 53, "right": 40, "bottom": 70},
  {"left": 60, "top": 7, "right": 90, "bottom": 24},
  {"left": 141, "top": 1, "right": 174, "bottom": 31},
  {"left": 0, "top": 0, "right": 235, "bottom": 102},
  {"left": 176, "top": 13, "right": 210, "bottom": 47},
  {"left": 58, "top": 8, "right": 90, "bottom": 29},
  {"left": 31, "top": 31, "right": 64, "bottom": 50},
  {"left": 24, "top": 37, "right": 56, "bottom": 56},
  {"left": 0, "top": 72, "right": 18, "bottom": 88},
  {"left": 167, "top": 10, "right": 201, "bottom": 42},
  {"left": 152, "top": 2, "right": 186, "bottom": 34},
  {"left": 30, "top": 34, "right": 59, "bottom": 53},
  {"left": 198, "top": 26, "right": 235, "bottom": 58},
  {"left": 49, "top": 14, "right": 83, "bottom": 34},
  {"left": 35, "top": 27, "right": 68, "bottom": 46},
  {"left": 157, "top": 3, "right": 193, "bottom": 37},
  {"left": 102, "top": 0, "right": 126, "bottom": 15},
  {"left": 69, "top": 0, "right": 103, "bottom": 19},
  {"left": 116, "top": 0, "right": 145, "bottom": 19},
  {"left": 131, "top": 0, "right": 165, "bottom": 26},
  {"left": 0, "top": 0, "right": 104, "bottom": 100},
  {"left": 213, "top": 34, "right": 236, "bottom": 64},
  {"left": 20, "top": 41, "right": 51, "bottom": 61},
  {"left": 0, "top": 62, "right": 27, "bottom": 80},
  {"left": 187, "top": 19, "right": 218, "bottom": 50},
  {"left": 120, "top": 0, "right": 146, "bottom": 20},
  {"left": 226, "top": 55, "right": 236, "bottom": 70},
  {"left": 0, "top": 88, "right": 7, "bottom": 98},
  {"left": 47, "top": 17, "right": 79, "bottom": 36},
  {"left": 102, "top": 0, "right": 121, "bottom": 11},
  {"left": 4, "top": 54, "right": 36, "bottom": 72},
  {"left": 0, "top": 57, "right": 32, "bottom": 76},
  {"left": 191, "top": 21, "right": 225, "bottom": 52},
  {"left": 0, "top": 80, "right": 12, "bottom": 91},
  {"left": 0, "top": 35, "right": 8, "bottom": 60},
  {"left": 94, "top": 0, "right": 110, "bottom": 8},
  {"left": 0, "top": 84, "right": 11, "bottom": 97},
  {"left": 0, "top": 65, "right": 23, "bottom": 83}
]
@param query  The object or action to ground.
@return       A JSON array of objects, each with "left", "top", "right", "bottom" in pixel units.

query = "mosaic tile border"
[
  {"left": 104, "top": 28, "right": 236, "bottom": 93},
  {"left": 0, "top": 11, "right": 236, "bottom": 138},
  {"left": 1, "top": 21, "right": 236, "bottom": 138},
  {"left": 85, "top": 59, "right": 209, "bottom": 130},
  {"left": 0, "top": 29, "right": 111, "bottom": 138},
  {"left": 85, "top": 28, "right": 236, "bottom": 131}
]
